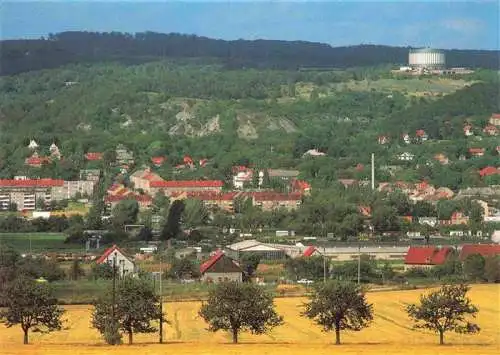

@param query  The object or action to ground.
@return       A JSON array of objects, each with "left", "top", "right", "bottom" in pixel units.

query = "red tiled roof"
[
  {"left": 358, "top": 205, "right": 372, "bottom": 217},
  {"left": 479, "top": 166, "right": 500, "bottom": 177},
  {"left": 151, "top": 156, "right": 166, "bottom": 166},
  {"left": 469, "top": 148, "right": 485, "bottom": 154},
  {"left": 460, "top": 244, "right": 500, "bottom": 261},
  {"left": 416, "top": 129, "right": 426, "bottom": 137},
  {"left": 199, "top": 159, "right": 208, "bottom": 167},
  {"left": 303, "top": 246, "right": 317, "bottom": 257},
  {"left": 183, "top": 155, "right": 194, "bottom": 165},
  {"left": 491, "top": 113, "right": 500, "bottom": 119},
  {"left": 291, "top": 179, "right": 311, "bottom": 192},
  {"left": 432, "top": 247, "right": 453, "bottom": 264},
  {"left": 85, "top": 152, "right": 103, "bottom": 161},
  {"left": 232, "top": 165, "right": 251, "bottom": 173},
  {"left": 25, "top": 156, "right": 50, "bottom": 165},
  {"left": 200, "top": 250, "right": 224, "bottom": 274},
  {"left": 96, "top": 245, "right": 131, "bottom": 264},
  {"left": 0, "top": 179, "right": 64, "bottom": 187},
  {"left": 404, "top": 246, "right": 452, "bottom": 265},
  {"left": 150, "top": 180, "right": 224, "bottom": 188}
]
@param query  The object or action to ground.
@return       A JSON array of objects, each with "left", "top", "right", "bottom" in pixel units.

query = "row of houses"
[
  {"left": 96, "top": 241, "right": 500, "bottom": 284},
  {"left": 404, "top": 244, "right": 500, "bottom": 270},
  {"left": 103, "top": 167, "right": 311, "bottom": 212},
  {"left": 378, "top": 113, "right": 500, "bottom": 146}
]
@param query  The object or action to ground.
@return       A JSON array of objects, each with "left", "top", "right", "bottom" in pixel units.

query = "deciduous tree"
[
  {"left": 406, "top": 284, "right": 480, "bottom": 345},
  {"left": 92, "top": 276, "right": 163, "bottom": 345},
  {"left": 199, "top": 281, "right": 283, "bottom": 343},
  {"left": 0, "top": 277, "right": 64, "bottom": 344},
  {"left": 302, "top": 281, "right": 373, "bottom": 345}
]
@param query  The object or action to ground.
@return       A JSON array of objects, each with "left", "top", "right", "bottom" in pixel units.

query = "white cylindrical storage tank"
[{"left": 408, "top": 48, "right": 445, "bottom": 69}]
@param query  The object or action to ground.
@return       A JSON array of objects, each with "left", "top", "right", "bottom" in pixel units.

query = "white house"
[
  {"left": 397, "top": 152, "right": 415, "bottom": 161},
  {"left": 402, "top": 133, "right": 411, "bottom": 144},
  {"left": 96, "top": 245, "right": 135, "bottom": 277},
  {"left": 28, "top": 140, "right": 39, "bottom": 150}
]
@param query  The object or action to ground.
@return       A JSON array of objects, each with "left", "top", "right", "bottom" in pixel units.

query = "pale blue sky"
[{"left": 1, "top": 1, "right": 498, "bottom": 49}]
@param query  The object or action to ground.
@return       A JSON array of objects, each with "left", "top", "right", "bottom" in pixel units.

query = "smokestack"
[{"left": 371, "top": 153, "right": 375, "bottom": 191}]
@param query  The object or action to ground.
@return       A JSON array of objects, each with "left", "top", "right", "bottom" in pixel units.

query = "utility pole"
[
  {"left": 112, "top": 252, "right": 117, "bottom": 320},
  {"left": 159, "top": 243, "right": 163, "bottom": 344},
  {"left": 323, "top": 247, "right": 326, "bottom": 283},
  {"left": 357, "top": 242, "right": 361, "bottom": 285},
  {"left": 371, "top": 153, "right": 375, "bottom": 191}
]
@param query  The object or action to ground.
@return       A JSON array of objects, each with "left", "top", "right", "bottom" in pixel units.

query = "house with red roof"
[
  {"left": 489, "top": 113, "right": 500, "bottom": 126},
  {"left": 25, "top": 153, "right": 50, "bottom": 168},
  {"left": 404, "top": 246, "right": 453, "bottom": 270},
  {"left": 479, "top": 166, "right": 500, "bottom": 178},
  {"left": 200, "top": 250, "right": 243, "bottom": 283},
  {"left": 130, "top": 168, "right": 164, "bottom": 193},
  {"left": 96, "top": 245, "right": 135, "bottom": 277},
  {"left": 469, "top": 148, "right": 485, "bottom": 157},
  {"left": 303, "top": 246, "right": 320, "bottom": 257},
  {"left": 151, "top": 156, "right": 166, "bottom": 167},
  {"left": 415, "top": 129, "right": 428, "bottom": 142},
  {"left": 483, "top": 125, "right": 498, "bottom": 136},
  {"left": 290, "top": 179, "right": 311, "bottom": 195},
  {"left": 459, "top": 244, "right": 500, "bottom": 261},
  {"left": 440, "top": 211, "right": 470, "bottom": 226},
  {"left": 84, "top": 152, "right": 103, "bottom": 161}
]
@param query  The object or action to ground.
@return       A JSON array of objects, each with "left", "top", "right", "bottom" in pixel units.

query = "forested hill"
[{"left": 1, "top": 31, "right": 499, "bottom": 75}]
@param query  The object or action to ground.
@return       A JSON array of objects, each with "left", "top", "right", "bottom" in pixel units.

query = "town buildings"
[
  {"left": 200, "top": 251, "right": 243, "bottom": 283},
  {"left": 0, "top": 176, "right": 98, "bottom": 211}
]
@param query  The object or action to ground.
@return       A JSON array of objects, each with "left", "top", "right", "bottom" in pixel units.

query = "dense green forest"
[
  {"left": 0, "top": 57, "right": 498, "bottom": 192},
  {"left": 1, "top": 31, "right": 499, "bottom": 75}
]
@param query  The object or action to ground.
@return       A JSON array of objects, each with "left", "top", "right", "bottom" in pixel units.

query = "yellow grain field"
[{"left": 1, "top": 284, "right": 499, "bottom": 355}]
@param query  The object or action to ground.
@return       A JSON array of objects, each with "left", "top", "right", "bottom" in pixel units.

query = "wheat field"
[{"left": 1, "top": 284, "right": 499, "bottom": 355}]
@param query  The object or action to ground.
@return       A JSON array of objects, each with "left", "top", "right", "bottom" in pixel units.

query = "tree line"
[
  {"left": 0, "top": 275, "right": 482, "bottom": 346},
  {"left": 1, "top": 31, "right": 499, "bottom": 75}
]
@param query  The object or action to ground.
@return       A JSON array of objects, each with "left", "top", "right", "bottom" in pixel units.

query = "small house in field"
[
  {"left": 96, "top": 244, "right": 136, "bottom": 277},
  {"left": 404, "top": 246, "right": 453, "bottom": 270},
  {"left": 200, "top": 250, "right": 243, "bottom": 283}
]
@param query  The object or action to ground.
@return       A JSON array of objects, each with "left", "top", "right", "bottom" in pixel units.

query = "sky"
[{"left": 1, "top": 1, "right": 498, "bottom": 50}]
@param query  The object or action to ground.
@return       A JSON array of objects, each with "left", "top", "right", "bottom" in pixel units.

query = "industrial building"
[
  {"left": 408, "top": 48, "right": 446, "bottom": 70},
  {"left": 225, "top": 239, "right": 409, "bottom": 261}
]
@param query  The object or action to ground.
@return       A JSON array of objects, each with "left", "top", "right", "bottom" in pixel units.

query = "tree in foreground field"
[
  {"left": 199, "top": 282, "right": 283, "bottom": 343},
  {"left": 406, "top": 284, "right": 480, "bottom": 345},
  {"left": 92, "top": 277, "right": 163, "bottom": 345},
  {"left": 303, "top": 281, "right": 373, "bottom": 345},
  {"left": 0, "top": 277, "right": 64, "bottom": 344}
]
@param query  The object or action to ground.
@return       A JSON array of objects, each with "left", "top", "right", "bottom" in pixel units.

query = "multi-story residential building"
[
  {"left": 149, "top": 180, "right": 224, "bottom": 196},
  {"left": 249, "top": 192, "right": 302, "bottom": 211},
  {"left": 170, "top": 191, "right": 240, "bottom": 212},
  {"left": 0, "top": 177, "right": 98, "bottom": 211}
]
